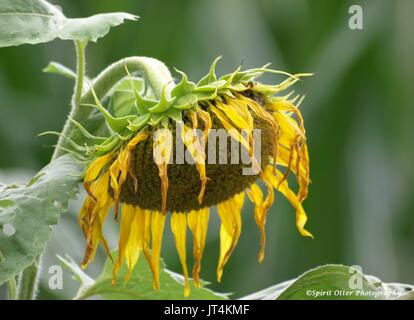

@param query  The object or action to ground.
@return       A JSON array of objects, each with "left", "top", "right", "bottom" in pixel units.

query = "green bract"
[{"left": 68, "top": 57, "right": 312, "bottom": 160}]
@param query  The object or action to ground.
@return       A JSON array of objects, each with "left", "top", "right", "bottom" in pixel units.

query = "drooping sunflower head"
[{"left": 74, "top": 57, "right": 313, "bottom": 296}]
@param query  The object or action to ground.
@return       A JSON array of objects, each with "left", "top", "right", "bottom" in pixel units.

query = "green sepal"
[
  {"left": 171, "top": 69, "right": 197, "bottom": 97},
  {"left": 161, "top": 117, "right": 170, "bottom": 129},
  {"left": 194, "top": 80, "right": 226, "bottom": 93},
  {"left": 230, "top": 64, "right": 271, "bottom": 83},
  {"left": 110, "top": 77, "right": 146, "bottom": 117},
  {"left": 173, "top": 88, "right": 219, "bottom": 110},
  {"left": 251, "top": 82, "right": 298, "bottom": 96},
  {"left": 219, "top": 65, "right": 242, "bottom": 86},
  {"left": 226, "top": 83, "right": 247, "bottom": 92},
  {"left": 109, "top": 93, "right": 138, "bottom": 118},
  {"left": 68, "top": 117, "right": 107, "bottom": 144},
  {"left": 165, "top": 108, "right": 183, "bottom": 122},
  {"left": 95, "top": 136, "right": 120, "bottom": 155},
  {"left": 148, "top": 84, "right": 176, "bottom": 113},
  {"left": 123, "top": 64, "right": 154, "bottom": 115},
  {"left": 174, "top": 94, "right": 198, "bottom": 109},
  {"left": 220, "top": 89, "right": 237, "bottom": 99},
  {"left": 197, "top": 56, "right": 221, "bottom": 86},
  {"left": 127, "top": 114, "right": 151, "bottom": 132},
  {"left": 116, "top": 131, "right": 134, "bottom": 142},
  {"left": 149, "top": 113, "right": 165, "bottom": 125},
  {"left": 39, "top": 131, "right": 92, "bottom": 154},
  {"left": 135, "top": 93, "right": 157, "bottom": 115},
  {"left": 85, "top": 87, "right": 138, "bottom": 133},
  {"left": 83, "top": 102, "right": 137, "bottom": 134},
  {"left": 54, "top": 145, "right": 88, "bottom": 162}
]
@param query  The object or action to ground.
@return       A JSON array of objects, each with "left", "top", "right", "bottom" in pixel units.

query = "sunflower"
[{"left": 74, "top": 57, "right": 313, "bottom": 296}]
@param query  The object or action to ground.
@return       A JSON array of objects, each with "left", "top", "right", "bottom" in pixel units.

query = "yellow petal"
[
  {"left": 124, "top": 208, "right": 152, "bottom": 282},
  {"left": 153, "top": 129, "right": 173, "bottom": 213},
  {"left": 114, "top": 204, "right": 136, "bottom": 281},
  {"left": 151, "top": 211, "right": 166, "bottom": 290},
  {"left": 83, "top": 205, "right": 112, "bottom": 268},
  {"left": 250, "top": 178, "right": 275, "bottom": 263},
  {"left": 138, "top": 209, "right": 152, "bottom": 267},
  {"left": 196, "top": 107, "right": 212, "bottom": 144},
  {"left": 170, "top": 213, "right": 190, "bottom": 297},
  {"left": 237, "top": 94, "right": 280, "bottom": 170},
  {"left": 222, "top": 98, "right": 260, "bottom": 167},
  {"left": 246, "top": 184, "right": 265, "bottom": 262},
  {"left": 187, "top": 208, "right": 210, "bottom": 288},
  {"left": 216, "top": 192, "right": 244, "bottom": 282},
  {"left": 110, "top": 150, "right": 128, "bottom": 220},
  {"left": 227, "top": 98, "right": 256, "bottom": 157},
  {"left": 264, "top": 166, "right": 313, "bottom": 238},
  {"left": 209, "top": 104, "right": 250, "bottom": 151},
  {"left": 270, "top": 101, "right": 305, "bottom": 132},
  {"left": 252, "top": 74, "right": 304, "bottom": 95},
  {"left": 124, "top": 214, "right": 142, "bottom": 282},
  {"left": 109, "top": 157, "right": 121, "bottom": 219},
  {"left": 226, "top": 97, "right": 254, "bottom": 130},
  {"left": 81, "top": 171, "right": 113, "bottom": 268},
  {"left": 126, "top": 131, "right": 149, "bottom": 193},
  {"left": 273, "top": 110, "right": 303, "bottom": 144},
  {"left": 273, "top": 110, "right": 310, "bottom": 201},
  {"left": 216, "top": 100, "right": 251, "bottom": 130},
  {"left": 127, "top": 131, "right": 149, "bottom": 151},
  {"left": 83, "top": 153, "right": 113, "bottom": 201},
  {"left": 181, "top": 124, "right": 208, "bottom": 204},
  {"left": 84, "top": 153, "right": 113, "bottom": 183},
  {"left": 189, "top": 110, "right": 198, "bottom": 128}
]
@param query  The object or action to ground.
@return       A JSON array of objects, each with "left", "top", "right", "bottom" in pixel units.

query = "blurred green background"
[{"left": 1, "top": 0, "right": 414, "bottom": 299}]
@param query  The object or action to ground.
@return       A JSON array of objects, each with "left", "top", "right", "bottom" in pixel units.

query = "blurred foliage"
[{"left": 1, "top": 0, "right": 413, "bottom": 299}]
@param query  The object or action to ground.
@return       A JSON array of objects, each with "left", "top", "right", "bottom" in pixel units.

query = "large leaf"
[
  {"left": 0, "top": 155, "right": 82, "bottom": 285},
  {"left": 60, "top": 252, "right": 229, "bottom": 300},
  {"left": 0, "top": 0, "right": 137, "bottom": 47},
  {"left": 241, "top": 265, "right": 414, "bottom": 300}
]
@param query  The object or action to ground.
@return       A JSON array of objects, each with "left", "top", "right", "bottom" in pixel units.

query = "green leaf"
[
  {"left": 0, "top": 0, "right": 138, "bottom": 47},
  {"left": 43, "top": 61, "right": 76, "bottom": 80},
  {"left": 60, "top": 252, "right": 229, "bottom": 300},
  {"left": 0, "top": 155, "right": 82, "bottom": 285},
  {"left": 276, "top": 265, "right": 381, "bottom": 300},
  {"left": 57, "top": 13, "right": 138, "bottom": 43},
  {"left": 241, "top": 264, "right": 414, "bottom": 300}
]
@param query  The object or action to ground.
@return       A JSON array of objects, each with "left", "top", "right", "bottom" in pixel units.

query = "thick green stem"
[
  {"left": 52, "top": 40, "right": 87, "bottom": 160},
  {"left": 82, "top": 56, "right": 174, "bottom": 103},
  {"left": 72, "top": 41, "right": 87, "bottom": 110},
  {"left": 16, "top": 258, "right": 40, "bottom": 300}
]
